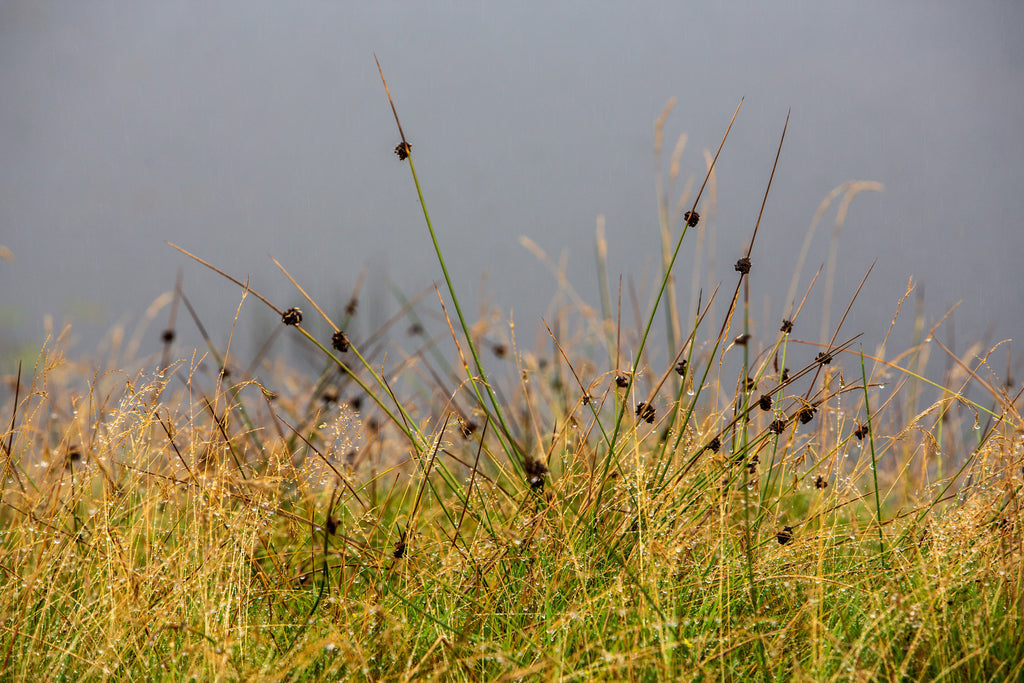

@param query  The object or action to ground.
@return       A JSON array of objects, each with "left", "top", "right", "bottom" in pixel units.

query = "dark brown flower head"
[
  {"left": 345, "top": 297, "right": 358, "bottom": 317},
  {"left": 615, "top": 373, "right": 630, "bottom": 388},
  {"left": 581, "top": 393, "right": 592, "bottom": 406},
  {"left": 674, "top": 360, "right": 688, "bottom": 376},
  {"left": 459, "top": 419, "right": 477, "bottom": 438},
  {"left": 282, "top": 307, "right": 303, "bottom": 326},
  {"left": 349, "top": 395, "right": 363, "bottom": 411},
  {"left": 777, "top": 526, "right": 794, "bottom": 545},
  {"left": 706, "top": 436, "right": 722, "bottom": 453},
  {"left": 407, "top": 322, "right": 424, "bottom": 336},
  {"left": 781, "top": 368, "right": 790, "bottom": 383},
  {"left": 746, "top": 460, "right": 757, "bottom": 474},
  {"left": 393, "top": 537, "right": 407, "bottom": 559},
  {"left": 524, "top": 457, "right": 549, "bottom": 492},
  {"left": 66, "top": 445, "right": 82, "bottom": 467},
  {"left": 854, "top": 423, "right": 869, "bottom": 440},
  {"left": 814, "top": 475, "right": 828, "bottom": 489},
  {"left": 325, "top": 515, "right": 338, "bottom": 536},
  {"left": 161, "top": 328, "right": 175, "bottom": 343},
  {"left": 332, "top": 331, "right": 350, "bottom": 353},
  {"left": 734, "top": 333, "right": 751, "bottom": 346},
  {"left": 734, "top": 257, "right": 751, "bottom": 274},
  {"left": 815, "top": 351, "right": 833, "bottom": 365},
  {"left": 769, "top": 419, "right": 787, "bottom": 435},
  {"left": 758, "top": 394, "right": 773, "bottom": 411},
  {"left": 491, "top": 343, "right": 508, "bottom": 358},
  {"left": 780, "top": 319, "right": 794, "bottom": 334},
  {"left": 394, "top": 141, "right": 412, "bottom": 160},
  {"left": 321, "top": 387, "right": 339, "bottom": 404},
  {"left": 745, "top": 376, "right": 757, "bottom": 392},
  {"left": 636, "top": 401, "right": 656, "bottom": 424},
  {"left": 367, "top": 417, "right": 380, "bottom": 434},
  {"left": 683, "top": 210, "right": 701, "bottom": 227},
  {"left": 798, "top": 406, "right": 817, "bottom": 425}
]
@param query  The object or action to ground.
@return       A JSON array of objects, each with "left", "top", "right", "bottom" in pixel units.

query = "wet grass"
[{"left": 0, "top": 70, "right": 1021, "bottom": 681}]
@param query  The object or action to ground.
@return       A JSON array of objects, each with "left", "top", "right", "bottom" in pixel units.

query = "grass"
[{"left": 1, "top": 69, "right": 1022, "bottom": 681}]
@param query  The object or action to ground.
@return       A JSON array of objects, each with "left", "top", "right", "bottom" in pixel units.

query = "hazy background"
[{"left": 2, "top": 1, "right": 1022, "bottom": 384}]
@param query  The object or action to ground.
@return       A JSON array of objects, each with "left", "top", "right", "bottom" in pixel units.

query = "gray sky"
[{"left": 2, "top": 1, "right": 1022, "bottom": 381}]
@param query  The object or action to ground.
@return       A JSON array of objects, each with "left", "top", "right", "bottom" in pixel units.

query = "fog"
[{"left": 2, "top": 1, "right": 1022, "bottom": 383}]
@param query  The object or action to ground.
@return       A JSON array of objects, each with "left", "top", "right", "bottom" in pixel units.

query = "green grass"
[{"left": 1, "top": 74, "right": 1021, "bottom": 681}]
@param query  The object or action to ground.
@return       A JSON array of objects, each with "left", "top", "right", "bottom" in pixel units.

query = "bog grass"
[{"left": 0, "top": 71, "right": 1021, "bottom": 682}]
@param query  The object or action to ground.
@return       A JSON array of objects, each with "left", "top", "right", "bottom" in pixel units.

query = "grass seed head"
[{"left": 332, "top": 331, "right": 350, "bottom": 353}]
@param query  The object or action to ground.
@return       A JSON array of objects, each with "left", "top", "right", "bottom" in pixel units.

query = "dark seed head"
[
  {"left": 745, "top": 376, "right": 757, "bottom": 392},
  {"left": 349, "top": 396, "right": 363, "bottom": 411},
  {"left": 758, "top": 394, "right": 773, "bottom": 411},
  {"left": 734, "top": 257, "right": 751, "bottom": 274},
  {"left": 281, "top": 307, "right": 303, "bottom": 326},
  {"left": 524, "top": 458, "right": 549, "bottom": 492},
  {"left": 459, "top": 419, "right": 477, "bottom": 438},
  {"left": 815, "top": 351, "right": 833, "bottom": 365},
  {"left": 780, "top": 319, "right": 794, "bottom": 334},
  {"left": 683, "top": 210, "right": 701, "bottom": 227},
  {"left": 491, "top": 343, "right": 507, "bottom": 358},
  {"left": 636, "top": 401, "right": 656, "bottom": 424},
  {"left": 331, "top": 330, "right": 350, "bottom": 353},
  {"left": 325, "top": 515, "right": 337, "bottom": 536},
  {"left": 321, "top": 387, "right": 339, "bottom": 404},
  {"left": 798, "top": 406, "right": 817, "bottom": 425},
  {"left": 769, "top": 419, "right": 787, "bottom": 435},
  {"left": 615, "top": 373, "right": 630, "bottom": 388},
  {"left": 161, "top": 329, "right": 175, "bottom": 343},
  {"left": 781, "top": 368, "right": 790, "bottom": 383},
  {"left": 407, "top": 322, "right": 424, "bottom": 336},
  {"left": 582, "top": 393, "right": 592, "bottom": 406},
  {"left": 706, "top": 436, "right": 721, "bottom": 453},
  {"left": 674, "top": 360, "right": 688, "bottom": 376},
  {"left": 66, "top": 445, "right": 82, "bottom": 467},
  {"left": 814, "top": 475, "right": 828, "bottom": 489},
  {"left": 777, "top": 526, "right": 794, "bottom": 545},
  {"left": 394, "top": 141, "right": 412, "bottom": 160},
  {"left": 854, "top": 423, "right": 869, "bottom": 440},
  {"left": 345, "top": 297, "right": 358, "bottom": 317},
  {"left": 734, "top": 333, "right": 751, "bottom": 346}
]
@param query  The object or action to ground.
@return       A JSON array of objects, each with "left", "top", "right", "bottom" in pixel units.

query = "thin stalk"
[
  {"left": 376, "top": 57, "right": 521, "bottom": 474},
  {"left": 859, "top": 346, "right": 885, "bottom": 559}
]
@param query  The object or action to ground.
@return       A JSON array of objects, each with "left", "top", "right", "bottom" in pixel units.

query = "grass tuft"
[{"left": 1, "top": 69, "right": 1021, "bottom": 681}]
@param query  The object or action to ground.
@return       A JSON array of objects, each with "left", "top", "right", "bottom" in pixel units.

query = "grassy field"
[{"left": 1, "top": 74, "right": 1021, "bottom": 681}]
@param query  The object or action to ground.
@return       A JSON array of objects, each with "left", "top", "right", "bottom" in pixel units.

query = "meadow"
[{"left": 1, "top": 69, "right": 1021, "bottom": 681}]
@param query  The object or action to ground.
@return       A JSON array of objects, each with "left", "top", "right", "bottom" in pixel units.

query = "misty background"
[{"left": 2, "top": 2, "right": 1022, "bottom": 388}]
